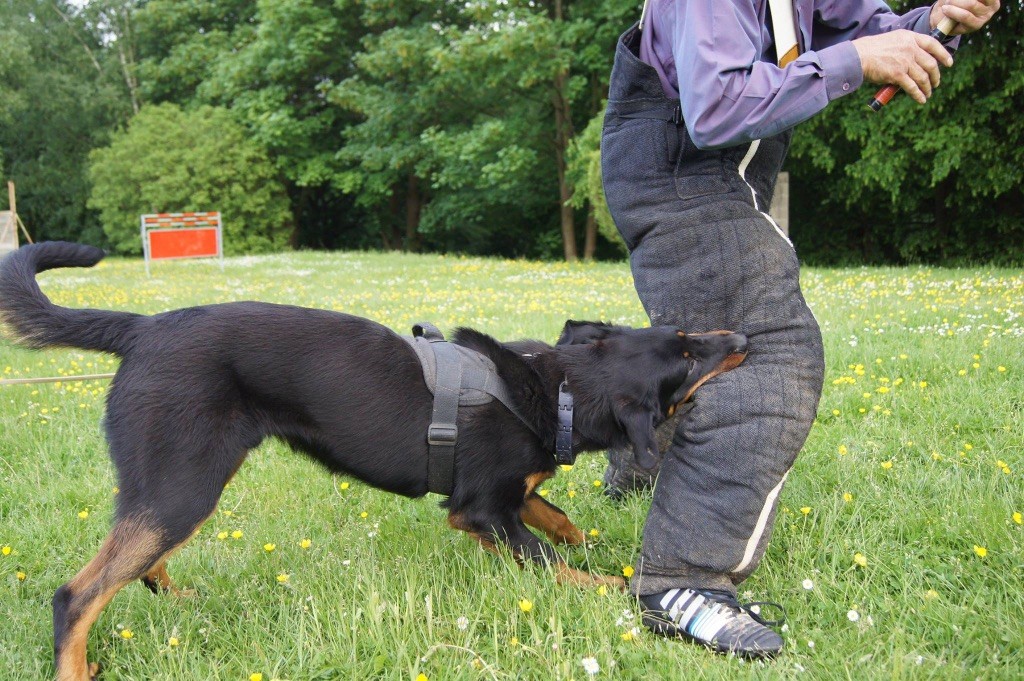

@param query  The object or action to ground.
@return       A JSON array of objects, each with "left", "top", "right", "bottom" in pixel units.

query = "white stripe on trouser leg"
[
  {"left": 737, "top": 140, "right": 793, "bottom": 248},
  {"left": 731, "top": 469, "right": 791, "bottom": 574}
]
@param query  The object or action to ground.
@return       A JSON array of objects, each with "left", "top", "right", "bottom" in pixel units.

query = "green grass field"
[{"left": 1, "top": 252, "right": 1021, "bottom": 680}]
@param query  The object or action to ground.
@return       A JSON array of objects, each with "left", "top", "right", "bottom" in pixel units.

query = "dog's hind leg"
[
  {"left": 52, "top": 515, "right": 176, "bottom": 681},
  {"left": 520, "top": 494, "right": 585, "bottom": 546}
]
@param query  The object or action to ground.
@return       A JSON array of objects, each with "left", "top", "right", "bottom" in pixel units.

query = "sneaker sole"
[{"left": 641, "top": 612, "right": 781, "bottom": 661}]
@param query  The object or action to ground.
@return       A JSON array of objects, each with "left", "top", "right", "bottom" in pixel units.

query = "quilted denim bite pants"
[{"left": 601, "top": 24, "right": 825, "bottom": 596}]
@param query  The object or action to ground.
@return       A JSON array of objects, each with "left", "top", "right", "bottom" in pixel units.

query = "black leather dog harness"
[{"left": 403, "top": 323, "right": 542, "bottom": 495}]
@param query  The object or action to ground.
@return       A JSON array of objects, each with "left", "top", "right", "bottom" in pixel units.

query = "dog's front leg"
[
  {"left": 520, "top": 493, "right": 586, "bottom": 546},
  {"left": 448, "top": 511, "right": 625, "bottom": 590}
]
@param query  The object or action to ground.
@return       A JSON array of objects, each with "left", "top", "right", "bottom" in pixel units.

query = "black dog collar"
[{"left": 555, "top": 379, "right": 576, "bottom": 465}]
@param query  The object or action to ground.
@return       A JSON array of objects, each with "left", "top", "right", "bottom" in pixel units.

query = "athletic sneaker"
[{"left": 640, "top": 588, "right": 785, "bottom": 659}]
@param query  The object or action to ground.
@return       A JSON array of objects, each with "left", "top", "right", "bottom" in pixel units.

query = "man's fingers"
[
  {"left": 943, "top": 0, "right": 1000, "bottom": 34},
  {"left": 915, "top": 34, "right": 954, "bottom": 67},
  {"left": 897, "top": 72, "right": 927, "bottom": 104},
  {"left": 916, "top": 51, "right": 942, "bottom": 88},
  {"left": 909, "top": 64, "right": 932, "bottom": 98}
]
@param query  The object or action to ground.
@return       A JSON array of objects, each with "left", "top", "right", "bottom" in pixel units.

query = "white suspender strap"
[
  {"left": 767, "top": 0, "right": 801, "bottom": 67},
  {"left": 639, "top": 0, "right": 651, "bottom": 31}
]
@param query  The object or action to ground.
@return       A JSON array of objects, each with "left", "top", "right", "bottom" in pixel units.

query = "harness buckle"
[
  {"left": 672, "top": 104, "right": 682, "bottom": 125},
  {"left": 427, "top": 423, "right": 458, "bottom": 446}
]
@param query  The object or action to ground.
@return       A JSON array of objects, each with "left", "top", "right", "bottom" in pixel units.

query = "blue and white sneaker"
[{"left": 640, "top": 588, "right": 785, "bottom": 659}]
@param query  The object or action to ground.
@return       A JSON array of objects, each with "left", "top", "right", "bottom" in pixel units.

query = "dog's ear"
[
  {"left": 557, "top": 320, "right": 616, "bottom": 345},
  {"left": 615, "top": 404, "right": 660, "bottom": 470}
]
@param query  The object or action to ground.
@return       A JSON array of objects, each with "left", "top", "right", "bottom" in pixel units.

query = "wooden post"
[{"left": 7, "top": 181, "right": 15, "bottom": 216}]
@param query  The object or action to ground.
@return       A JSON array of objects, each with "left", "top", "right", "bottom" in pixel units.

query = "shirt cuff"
[
  {"left": 816, "top": 42, "right": 864, "bottom": 102},
  {"left": 911, "top": 6, "right": 934, "bottom": 34}
]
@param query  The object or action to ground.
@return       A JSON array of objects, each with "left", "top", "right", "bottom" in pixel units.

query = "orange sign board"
[
  {"left": 141, "top": 212, "right": 223, "bottom": 275},
  {"left": 148, "top": 227, "right": 219, "bottom": 259}
]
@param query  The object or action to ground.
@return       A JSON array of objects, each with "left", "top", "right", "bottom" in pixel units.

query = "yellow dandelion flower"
[
  {"left": 518, "top": 599, "right": 533, "bottom": 613},
  {"left": 510, "top": 636, "right": 519, "bottom": 646},
  {"left": 622, "top": 565, "right": 635, "bottom": 578},
  {"left": 276, "top": 573, "right": 290, "bottom": 583},
  {"left": 559, "top": 464, "right": 573, "bottom": 471},
  {"left": 853, "top": 552, "right": 867, "bottom": 568},
  {"left": 843, "top": 492, "right": 853, "bottom": 502},
  {"left": 589, "top": 529, "right": 600, "bottom": 537},
  {"left": 416, "top": 674, "right": 428, "bottom": 681},
  {"left": 964, "top": 443, "right": 973, "bottom": 451},
  {"left": 231, "top": 530, "right": 243, "bottom": 539},
  {"left": 923, "top": 589, "right": 939, "bottom": 600},
  {"left": 597, "top": 585, "right": 608, "bottom": 596},
  {"left": 997, "top": 366, "right": 1006, "bottom": 373},
  {"left": 340, "top": 481, "right": 350, "bottom": 490},
  {"left": 17, "top": 571, "right": 26, "bottom": 581},
  {"left": 168, "top": 637, "right": 179, "bottom": 647},
  {"left": 919, "top": 381, "right": 928, "bottom": 388},
  {"left": 112, "top": 486, "right": 119, "bottom": 495},
  {"left": 217, "top": 531, "right": 228, "bottom": 540},
  {"left": 973, "top": 545, "right": 987, "bottom": 558},
  {"left": 120, "top": 629, "right": 133, "bottom": 639},
  {"left": 538, "top": 489, "right": 549, "bottom": 497},
  {"left": 800, "top": 506, "right": 811, "bottom": 515},
  {"left": 838, "top": 444, "right": 848, "bottom": 456},
  {"left": 300, "top": 538, "right": 312, "bottom": 549},
  {"left": 593, "top": 479, "right": 602, "bottom": 487},
  {"left": 1012, "top": 512, "right": 1022, "bottom": 525},
  {"left": 78, "top": 510, "right": 89, "bottom": 520},
  {"left": 263, "top": 543, "right": 276, "bottom": 553},
  {"left": 250, "top": 674, "right": 264, "bottom": 681},
  {"left": 880, "top": 460, "right": 893, "bottom": 470},
  {"left": 360, "top": 511, "right": 368, "bottom": 518},
  {"left": 1, "top": 546, "right": 10, "bottom": 556},
  {"left": 832, "top": 409, "right": 840, "bottom": 416},
  {"left": 567, "top": 490, "right": 576, "bottom": 498},
  {"left": 621, "top": 630, "right": 635, "bottom": 641}
]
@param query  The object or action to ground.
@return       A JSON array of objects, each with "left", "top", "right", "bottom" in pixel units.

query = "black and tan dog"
[{"left": 0, "top": 242, "right": 747, "bottom": 681}]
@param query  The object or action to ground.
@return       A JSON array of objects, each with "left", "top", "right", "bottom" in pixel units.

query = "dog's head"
[{"left": 557, "top": 320, "right": 747, "bottom": 470}]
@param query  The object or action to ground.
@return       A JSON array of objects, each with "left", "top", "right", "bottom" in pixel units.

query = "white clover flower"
[
  {"left": 802, "top": 579, "right": 814, "bottom": 590},
  {"left": 847, "top": 609, "right": 860, "bottom": 622},
  {"left": 456, "top": 616, "right": 469, "bottom": 631},
  {"left": 581, "top": 657, "right": 600, "bottom": 675}
]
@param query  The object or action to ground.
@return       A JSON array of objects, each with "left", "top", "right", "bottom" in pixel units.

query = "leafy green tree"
[
  {"left": 88, "top": 103, "right": 293, "bottom": 255},
  {"left": 0, "top": 0, "right": 132, "bottom": 244},
  {"left": 135, "top": 0, "right": 370, "bottom": 249},
  {"left": 789, "top": 0, "right": 1023, "bottom": 264}
]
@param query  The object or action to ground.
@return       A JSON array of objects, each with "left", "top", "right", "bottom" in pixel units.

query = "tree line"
[{"left": 1, "top": 0, "right": 1021, "bottom": 264}]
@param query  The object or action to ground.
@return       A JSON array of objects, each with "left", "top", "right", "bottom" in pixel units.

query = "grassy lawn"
[{"left": 1, "top": 251, "right": 1021, "bottom": 680}]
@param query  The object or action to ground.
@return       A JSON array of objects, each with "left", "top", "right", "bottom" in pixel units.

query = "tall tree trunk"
[
  {"left": 552, "top": 0, "right": 576, "bottom": 261},
  {"left": 405, "top": 174, "right": 422, "bottom": 252},
  {"left": 383, "top": 184, "right": 403, "bottom": 250},
  {"left": 583, "top": 205, "right": 597, "bottom": 260}
]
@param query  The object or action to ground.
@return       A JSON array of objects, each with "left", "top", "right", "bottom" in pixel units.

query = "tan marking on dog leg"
[
  {"left": 448, "top": 513, "right": 501, "bottom": 557},
  {"left": 57, "top": 519, "right": 164, "bottom": 681},
  {"left": 554, "top": 563, "right": 627, "bottom": 589},
  {"left": 523, "top": 471, "right": 554, "bottom": 499},
  {"left": 520, "top": 495, "right": 585, "bottom": 546}
]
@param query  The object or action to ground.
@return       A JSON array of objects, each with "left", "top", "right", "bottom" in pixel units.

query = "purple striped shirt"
[{"left": 639, "top": 1, "right": 937, "bottom": 149}]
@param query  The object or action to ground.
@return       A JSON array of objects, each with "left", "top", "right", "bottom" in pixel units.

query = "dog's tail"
[{"left": 0, "top": 241, "right": 145, "bottom": 356}]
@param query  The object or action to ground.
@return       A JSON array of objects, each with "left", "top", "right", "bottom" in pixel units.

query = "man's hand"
[
  {"left": 930, "top": 0, "right": 1000, "bottom": 35},
  {"left": 853, "top": 30, "right": 953, "bottom": 104}
]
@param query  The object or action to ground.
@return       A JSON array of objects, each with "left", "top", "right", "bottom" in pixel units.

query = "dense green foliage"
[
  {"left": 88, "top": 103, "right": 292, "bottom": 254},
  {"left": 0, "top": 0, "right": 1021, "bottom": 263}
]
